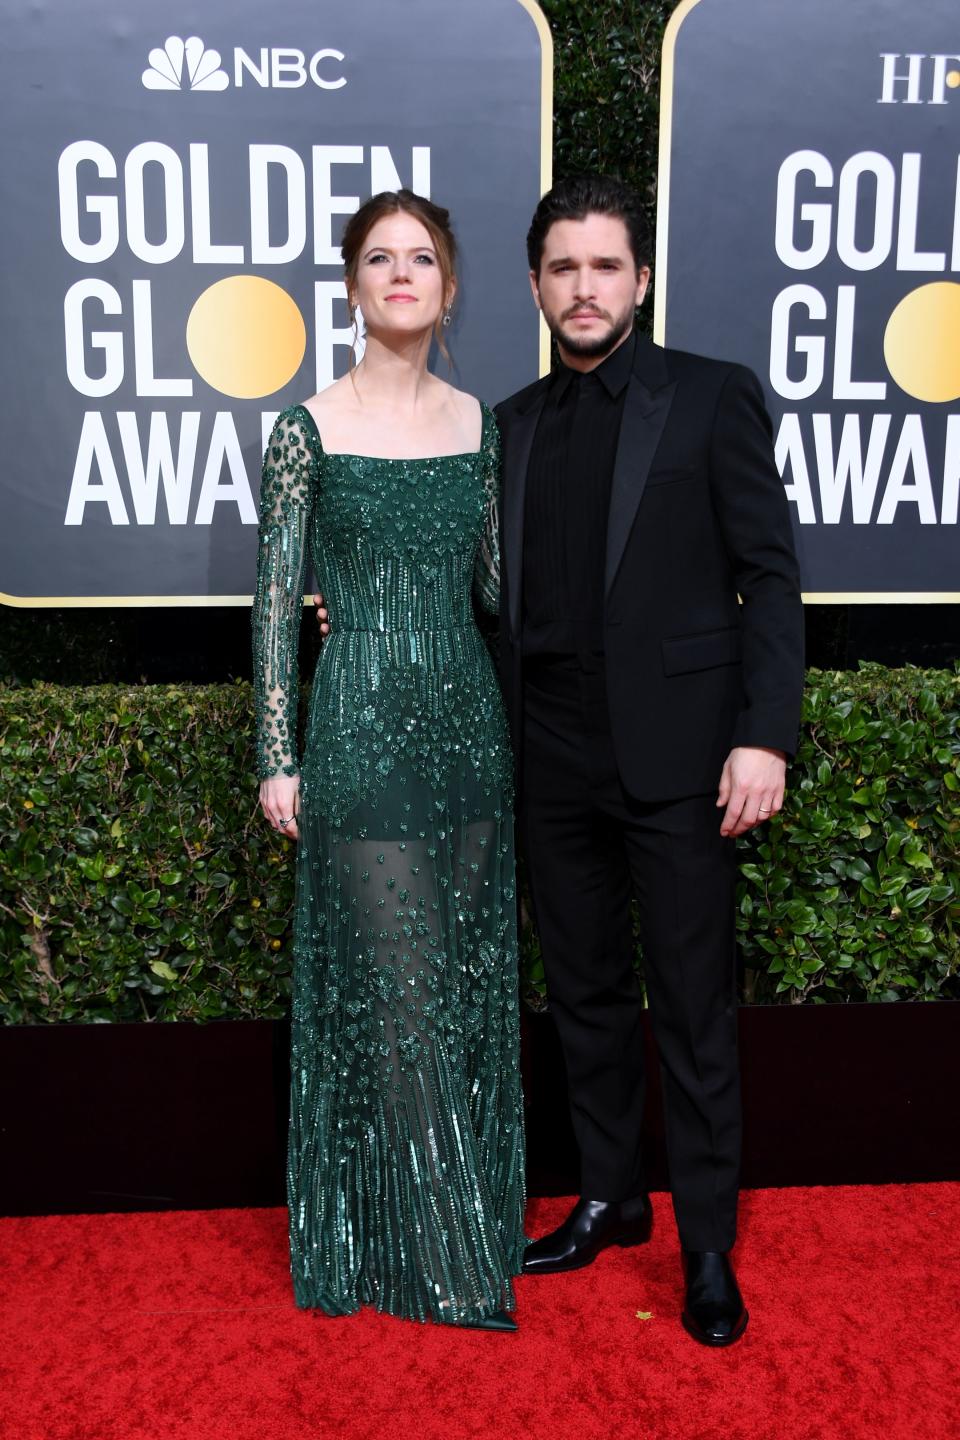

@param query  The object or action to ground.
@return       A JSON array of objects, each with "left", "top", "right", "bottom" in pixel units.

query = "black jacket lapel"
[
  {"left": 605, "top": 350, "right": 676, "bottom": 598},
  {"left": 502, "top": 385, "right": 549, "bottom": 640}
]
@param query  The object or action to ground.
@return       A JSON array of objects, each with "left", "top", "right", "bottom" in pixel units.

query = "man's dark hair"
[{"left": 526, "top": 173, "right": 652, "bottom": 275}]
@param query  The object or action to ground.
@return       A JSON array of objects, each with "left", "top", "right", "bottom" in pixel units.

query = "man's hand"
[
  {"left": 716, "top": 746, "right": 787, "bottom": 837},
  {"left": 313, "top": 592, "right": 330, "bottom": 637}
]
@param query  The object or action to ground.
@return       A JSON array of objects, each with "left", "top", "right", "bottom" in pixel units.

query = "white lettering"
[
  {"left": 876, "top": 416, "right": 936, "bottom": 523},
  {"left": 312, "top": 146, "right": 363, "bottom": 265},
  {"left": 314, "top": 281, "right": 364, "bottom": 390},
  {"left": 897, "top": 154, "right": 946, "bottom": 271},
  {"left": 234, "top": 48, "right": 269, "bottom": 87},
  {"left": 929, "top": 54, "right": 960, "bottom": 105},
  {"left": 833, "top": 286, "right": 887, "bottom": 400},
  {"left": 774, "top": 413, "right": 957, "bottom": 526},
  {"left": 117, "top": 411, "right": 200, "bottom": 525},
  {"left": 812, "top": 412, "right": 891, "bottom": 523},
  {"left": 942, "top": 416, "right": 960, "bottom": 524},
  {"left": 835, "top": 153, "right": 895, "bottom": 271},
  {"left": 369, "top": 146, "right": 431, "bottom": 196},
  {"left": 272, "top": 48, "right": 307, "bottom": 88},
  {"left": 775, "top": 147, "right": 960, "bottom": 273},
  {"left": 775, "top": 151, "right": 833, "bottom": 270},
  {"left": 64, "top": 280, "right": 123, "bottom": 398},
  {"left": 309, "top": 48, "right": 346, "bottom": 90},
  {"left": 124, "top": 143, "right": 185, "bottom": 265},
  {"left": 189, "top": 145, "right": 244, "bottom": 264},
  {"left": 250, "top": 145, "right": 307, "bottom": 264},
  {"left": 878, "top": 53, "right": 924, "bottom": 104},
  {"left": 64, "top": 412, "right": 129, "bottom": 525},
  {"left": 774, "top": 412, "right": 817, "bottom": 524},
  {"left": 59, "top": 143, "right": 434, "bottom": 269},
  {"left": 194, "top": 412, "right": 258, "bottom": 524},
  {"left": 132, "top": 280, "right": 192, "bottom": 397},
  {"left": 58, "top": 141, "right": 119, "bottom": 263},
  {"left": 769, "top": 285, "right": 826, "bottom": 400}
]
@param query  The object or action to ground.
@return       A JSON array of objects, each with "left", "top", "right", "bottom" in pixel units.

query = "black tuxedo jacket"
[{"left": 494, "top": 333, "right": 805, "bottom": 802}]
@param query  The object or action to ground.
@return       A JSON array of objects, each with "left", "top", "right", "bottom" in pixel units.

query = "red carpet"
[{"left": 2, "top": 1186, "right": 958, "bottom": 1440}]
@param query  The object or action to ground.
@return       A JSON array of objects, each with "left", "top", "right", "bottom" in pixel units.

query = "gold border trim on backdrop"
[
  {"left": 802, "top": 593, "right": 960, "bottom": 604},
  {"left": 0, "top": 592, "right": 254, "bottom": 609},
  {"left": 6, "top": 0, "right": 554, "bottom": 611},
  {"left": 4, "top": 591, "right": 959, "bottom": 609},
  {"left": 653, "top": 0, "right": 703, "bottom": 350},
  {"left": 516, "top": 0, "right": 554, "bottom": 378}
]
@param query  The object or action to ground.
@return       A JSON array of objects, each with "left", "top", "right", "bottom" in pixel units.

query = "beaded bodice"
[{"left": 252, "top": 402, "right": 501, "bottom": 787}]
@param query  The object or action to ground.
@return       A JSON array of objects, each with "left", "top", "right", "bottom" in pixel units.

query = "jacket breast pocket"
[
  {"left": 661, "top": 626, "right": 742, "bottom": 677},
  {"left": 645, "top": 464, "right": 698, "bottom": 489}
]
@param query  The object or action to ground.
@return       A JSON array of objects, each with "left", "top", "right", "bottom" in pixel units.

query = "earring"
[{"left": 442, "top": 306, "right": 452, "bottom": 328}]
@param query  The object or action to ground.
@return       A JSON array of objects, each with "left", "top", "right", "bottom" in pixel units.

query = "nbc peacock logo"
[{"left": 142, "top": 37, "right": 229, "bottom": 92}]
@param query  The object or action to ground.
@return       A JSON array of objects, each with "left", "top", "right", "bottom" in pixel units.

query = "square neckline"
[{"left": 293, "top": 401, "right": 489, "bottom": 463}]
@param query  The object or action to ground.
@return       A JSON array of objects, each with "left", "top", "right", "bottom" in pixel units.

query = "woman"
[{"left": 252, "top": 190, "right": 525, "bottom": 1330}]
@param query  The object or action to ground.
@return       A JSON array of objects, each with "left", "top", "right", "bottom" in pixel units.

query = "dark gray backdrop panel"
[
  {"left": 0, "top": 0, "right": 547, "bottom": 603},
  {"left": 658, "top": 0, "right": 959, "bottom": 596}
]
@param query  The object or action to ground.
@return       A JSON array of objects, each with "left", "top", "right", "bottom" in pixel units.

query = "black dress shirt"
[{"left": 522, "top": 331, "right": 635, "bottom": 658}]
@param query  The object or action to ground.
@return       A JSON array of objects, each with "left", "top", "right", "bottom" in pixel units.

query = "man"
[{"left": 495, "top": 173, "right": 803, "bottom": 1347}]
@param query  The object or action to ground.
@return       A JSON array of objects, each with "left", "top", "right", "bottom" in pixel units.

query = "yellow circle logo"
[
  {"left": 883, "top": 281, "right": 960, "bottom": 404},
  {"left": 186, "top": 276, "right": 306, "bottom": 399}
]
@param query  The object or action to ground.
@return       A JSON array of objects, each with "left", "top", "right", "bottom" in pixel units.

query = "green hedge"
[
  {"left": 545, "top": 0, "right": 670, "bottom": 188},
  {"left": 0, "top": 683, "right": 291, "bottom": 1024},
  {"left": 737, "top": 666, "right": 959, "bottom": 1003},
  {"left": 1, "top": 664, "right": 957, "bottom": 1023},
  {"left": 541, "top": 0, "right": 673, "bottom": 331},
  {"left": 1, "top": 3, "right": 957, "bottom": 1019}
]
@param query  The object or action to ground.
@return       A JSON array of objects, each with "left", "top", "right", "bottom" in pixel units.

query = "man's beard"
[{"left": 543, "top": 302, "right": 636, "bottom": 359}]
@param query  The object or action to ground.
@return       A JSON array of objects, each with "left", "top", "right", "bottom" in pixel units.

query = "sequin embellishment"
[{"left": 252, "top": 403, "right": 524, "bottom": 1324}]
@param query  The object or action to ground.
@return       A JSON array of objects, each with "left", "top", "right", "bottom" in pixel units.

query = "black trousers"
[{"left": 520, "top": 657, "right": 740, "bottom": 1252}]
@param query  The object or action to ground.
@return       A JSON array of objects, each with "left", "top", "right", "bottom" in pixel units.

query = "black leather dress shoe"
[
  {"left": 522, "top": 1196, "right": 652, "bottom": 1275},
  {"left": 681, "top": 1250, "right": 748, "bottom": 1347}
]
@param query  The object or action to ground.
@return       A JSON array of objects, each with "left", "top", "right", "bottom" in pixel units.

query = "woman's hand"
[{"left": 260, "top": 774, "right": 301, "bottom": 840}]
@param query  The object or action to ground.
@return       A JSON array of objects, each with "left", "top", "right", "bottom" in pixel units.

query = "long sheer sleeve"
[
  {"left": 473, "top": 404, "right": 502, "bottom": 617},
  {"left": 252, "top": 408, "right": 318, "bottom": 779}
]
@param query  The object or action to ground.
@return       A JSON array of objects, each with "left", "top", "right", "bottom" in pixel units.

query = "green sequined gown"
[{"left": 252, "top": 402, "right": 525, "bottom": 1323}]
